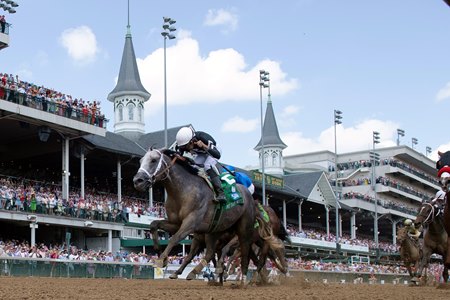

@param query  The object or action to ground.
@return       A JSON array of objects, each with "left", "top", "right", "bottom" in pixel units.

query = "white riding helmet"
[
  {"left": 404, "top": 219, "right": 413, "bottom": 226},
  {"left": 436, "top": 190, "right": 445, "bottom": 200},
  {"left": 176, "top": 127, "right": 195, "bottom": 146}
]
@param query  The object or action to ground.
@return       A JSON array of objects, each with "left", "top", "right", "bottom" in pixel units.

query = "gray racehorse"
[{"left": 133, "top": 149, "right": 256, "bottom": 286}]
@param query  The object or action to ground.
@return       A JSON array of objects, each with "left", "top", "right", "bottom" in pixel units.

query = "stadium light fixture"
[
  {"left": 161, "top": 16, "right": 177, "bottom": 148},
  {"left": 259, "top": 70, "right": 269, "bottom": 206},
  {"left": 333, "top": 109, "right": 343, "bottom": 254},
  {"left": 396, "top": 129, "right": 405, "bottom": 146},
  {"left": 372, "top": 131, "right": 380, "bottom": 261},
  {"left": 411, "top": 137, "right": 418, "bottom": 150}
]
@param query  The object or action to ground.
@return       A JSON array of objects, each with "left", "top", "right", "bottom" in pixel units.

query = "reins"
[{"left": 138, "top": 150, "right": 179, "bottom": 182}]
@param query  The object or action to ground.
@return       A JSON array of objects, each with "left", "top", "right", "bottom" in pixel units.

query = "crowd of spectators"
[
  {"left": 0, "top": 72, "right": 107, "bottom": 128},
  {"left": 335, "top": 157, "right": 439, "bottom": 186},
  {"left": 341, "top": 191, "right": 417, "bottom": 216},
  {"left": 2, "top": 238, "right": 446, "bottom": 280},
  {"left": 0, "top": 174, "right": 166, "bottom": 222},
  {"left": 286, "top": 224, "right": 398, "bottom": 253}
]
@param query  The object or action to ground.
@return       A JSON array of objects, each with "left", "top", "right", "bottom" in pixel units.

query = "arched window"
[
  {"left": 138, "top": 106, "right": 142, "bottom": 122},
  {"left": 272, "top": 152, "right": 278, "bottom": 166},
  {"left": 128, "top": 104, "right": 134, "bottom": 120},
  {"left": 118, "top": 105, "right": 123, "bottom": 121}
]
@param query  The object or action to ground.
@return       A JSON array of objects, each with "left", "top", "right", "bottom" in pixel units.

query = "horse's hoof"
[
  {"left": 186, "top": 272, "right": 196, "bottom": 280},
  {"left": 169, "top": 273, "right": 178, "bottom": 279}
]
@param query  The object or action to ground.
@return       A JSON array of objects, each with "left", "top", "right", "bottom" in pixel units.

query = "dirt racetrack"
[{"left": 0, "top": 275, "right": 449, "bottom": 300}]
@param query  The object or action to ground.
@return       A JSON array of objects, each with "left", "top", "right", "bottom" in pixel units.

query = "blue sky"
[{"left": 2, "top": 0, "right": 450, "bottom": 168}]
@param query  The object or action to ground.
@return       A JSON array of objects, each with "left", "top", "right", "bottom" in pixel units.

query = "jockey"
[
  {"left": 224, "top": 165, "right": 255, "bottom": 195},
  {"left": 175, "top": 126, "right": 226, "bottom": 203},
  {"left": 404, "top": 219, "right": 421, "bottom": 240},
  {"left": 433, "top": 190, "right": 446, "bottom": 206}
]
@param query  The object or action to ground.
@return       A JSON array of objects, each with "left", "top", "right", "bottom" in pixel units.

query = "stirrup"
[{"left": 213, "top": 194, "right": 226, "bottom": 204}]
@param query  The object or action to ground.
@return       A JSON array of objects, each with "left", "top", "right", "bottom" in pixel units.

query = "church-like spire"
[
  {"left": 107, "top": 1, "right": 151, "bottom": 141},
  {"left": 254, "top": 96, "right": 287, "bottom": 151},
  {"left": 107, "top": 26, "right": 150, "bottom": 101}
]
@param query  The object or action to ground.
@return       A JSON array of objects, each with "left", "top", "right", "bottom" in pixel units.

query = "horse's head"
[
  {"left": 414, "top": 201, "right": 441, "bottom": 229},
  {"left": 133, "top": 148, "right": 170, "bottom": 191}
]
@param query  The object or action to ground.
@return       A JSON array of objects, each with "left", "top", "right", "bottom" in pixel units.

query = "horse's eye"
[{"left": 151, "top": 159, "right": 157, "bottom": 163}]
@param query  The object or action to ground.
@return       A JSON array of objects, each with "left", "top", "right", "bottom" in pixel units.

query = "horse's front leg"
[
  {"left": 156, "top": 215, "right": 198, "bottom": 268},
  {"left": 149, "top": 220, "right": 180, "bottom": 254}
]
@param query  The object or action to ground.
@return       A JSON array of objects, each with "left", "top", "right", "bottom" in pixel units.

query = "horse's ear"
[{"left": 438, "top": 150, "right": 444, "bottom": 157}]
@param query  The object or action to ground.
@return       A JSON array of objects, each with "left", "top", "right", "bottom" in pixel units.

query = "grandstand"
[{"left": 0, "top": 0, "right": 440, "bottom": 267}]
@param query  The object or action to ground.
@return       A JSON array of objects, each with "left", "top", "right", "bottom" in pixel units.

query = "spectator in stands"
[{"left": 0, "top": 15, "right": 6, "bottom": 34}]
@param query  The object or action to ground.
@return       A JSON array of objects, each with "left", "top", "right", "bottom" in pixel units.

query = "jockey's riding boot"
[{"left": 207, "top": 169, "right": 226, "bottom": 204}]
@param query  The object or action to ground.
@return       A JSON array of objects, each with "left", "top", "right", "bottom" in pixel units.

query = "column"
[
  {"left": 298, "top": 201, "right": 303, "bottom": 232},
  {"left": 338, "top": 213, "right": 342, "bottom": 238},
  {"left": 149, "top": 187, "right": 153, "bottom": 208},
  {"left": 108, "top": 229, "right": 112, "bottom": 253},
  {"left": 392, "top": 220, "right": 398, "bottom": 245},
  {"left": 117, "top": 160, "right": 122, "bottom": 203},
  {"left": 325, "top": 206, "right": 330, "bottom": 237},
  {"left": 80, "top": 151, "right": 85, "bottom": 199},
  {"left": 62, "top": 138, "right": 70, "bottom": 200},
  {"left": 282, "top": 199, "right": 287, "bottom": 229},
  {"left": 30, "top": 223, "right": 38, "bottom": 247},
  {"left": 350, "top": 212, "right": 356, "bottom": 239}
]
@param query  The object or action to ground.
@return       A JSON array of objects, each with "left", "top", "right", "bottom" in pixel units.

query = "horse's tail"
[
  {"left": 277, "top": 220, "right": 292, "bottom": 245},
  {"left": 256, "top": 215, "right": 284, "bottom": 251}
]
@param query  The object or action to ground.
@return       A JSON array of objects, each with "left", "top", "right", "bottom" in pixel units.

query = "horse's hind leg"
[
  {"left": 170, "top": 235, "right": 204, "bottom": 279},
  {"left": 216, "top": 236, "right": 238, "bottom": 275}
]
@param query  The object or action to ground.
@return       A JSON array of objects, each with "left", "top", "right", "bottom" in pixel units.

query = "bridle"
[
  {"left": 417, "top": 202, "right": 440, "bottom": 226},
  {"left": 138, "top": 149, "right": 179, "bottom": 185}
]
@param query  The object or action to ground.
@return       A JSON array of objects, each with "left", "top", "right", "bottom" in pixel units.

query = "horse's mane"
[
  {"left": 396, "top": 227, "right": 408, "bottom": 242},
  {"left": 162, "top": 149, "right": 199, "bottom": 176}
]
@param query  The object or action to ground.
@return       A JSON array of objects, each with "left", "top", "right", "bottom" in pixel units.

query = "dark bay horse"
[
  {"left": 133, "top": 149, "right": 256, "bottom": 286},
  {"left": 414, "top": 201, "right": 448, "bottom": 283},
  {"left": 168, "top": 204, "right": 289, "bottom": 284},
  {"left": 216, "top": 204, "right": 289, "bottom": 284},
  {"left": 397, "top": 226, "right": 421, "bottom": 279},
  {"left": 436, "top": 150, "right": 450, "bottom": 271}
]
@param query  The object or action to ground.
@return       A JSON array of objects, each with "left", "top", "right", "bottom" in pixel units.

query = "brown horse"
[
  {"left": 169, "top": 203, "right": 290, "bottom": 284},
  {"left": 216, "top": 204, "right": 290, "bottom": 284},
  {"left": 414, "top": 201, "right": 448, "bottom": 283},
  {"left": 133, "top": 149, "right": 256, "bottom": 286},
  {"left": 436, "top": 150, "right": 450, "bottom": 269},
  {"left": 397, "top": 226, "right": 421, "bottom": 279}
]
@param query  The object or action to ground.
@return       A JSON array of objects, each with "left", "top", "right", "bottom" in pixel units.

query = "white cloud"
[
  {"left": 281, "top": 105, "right": 300, "bottom": 117},
  {"left": 436, "top": 82, "right": 450, "bottom": 102},
  {"left": 204, "top": 8, "right": 238, "bottom": 33},
  {"left": 138, "top": 35, "right": 298, "bottom": 116},
  {"left": 59, "top": 26, "right": 99, "bottom": 64},
  {"left": 221, "top": 116, "right": 258, "bottom": 133},
  {"left": 277, "top": 105, "right": 301, "bottom": 128},
  {"left": 282, "top": 119, "right": 398, "bottom": 156}
]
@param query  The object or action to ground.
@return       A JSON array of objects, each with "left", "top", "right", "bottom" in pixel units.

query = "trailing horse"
[
  {"left": 397, "top": 226, "right": 421, "bottom": 279},
  {"left": 436, "top": 150, "right": 450, "bottom": 270},
  {"left": 414, "top": 201, "right": 449, "bottom": 283},
  {"left": 133, "top": 148, "right": 256, "bottom": 286},
  {"left": 168, "top": 202, "right": 290, "bottom": 285}
]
